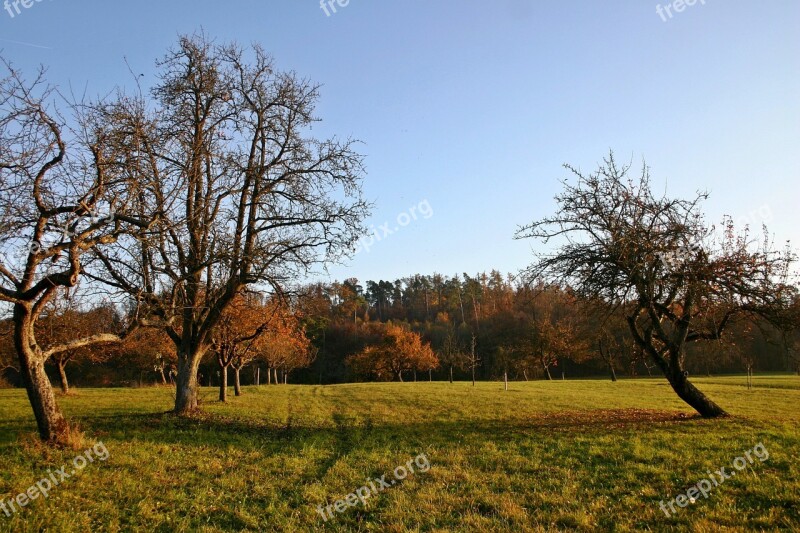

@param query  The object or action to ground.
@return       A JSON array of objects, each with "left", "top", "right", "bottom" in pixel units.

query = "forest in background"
[{"left": 3, "top": 271, "right": 797, "bottom": 391}]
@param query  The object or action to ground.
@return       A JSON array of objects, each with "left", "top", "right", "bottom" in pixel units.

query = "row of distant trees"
[
  {"left": 4, "top": 270, "right": 794, "bottom": 397},
  {"left": 293, "top": 273, "right": 799, "bottom": 386}
]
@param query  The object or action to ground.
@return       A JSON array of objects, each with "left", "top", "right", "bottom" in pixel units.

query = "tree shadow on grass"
[{"left": 63, "top": 407, "right": 714, "bottom": 451}]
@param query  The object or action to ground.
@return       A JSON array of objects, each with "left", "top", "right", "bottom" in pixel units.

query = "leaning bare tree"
[
  {"left": 516, "top": 153, "right": 795, "bottom": 418},
  {"left": 0, "top": 63, "right": 148, "bottom": 443},
  {"left": 89, "top": 35, "right": 369, "bottom": 414}
]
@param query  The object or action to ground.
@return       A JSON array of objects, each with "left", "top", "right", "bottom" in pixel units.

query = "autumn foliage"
[{"left": 347, "top": 323, "right": 438, "bottom": 382}]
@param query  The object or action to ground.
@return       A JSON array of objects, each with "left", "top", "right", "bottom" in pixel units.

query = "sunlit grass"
[{"left": 0, "top": 375, "right": 798, "bottom": 531}]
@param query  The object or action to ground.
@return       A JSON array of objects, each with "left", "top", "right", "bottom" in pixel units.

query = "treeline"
[
  {"left": 3, "top": 271, "right": 796, "bottom": 391},
  {"left": 296, "top": 273, "right": 798, "bottom": 384}
]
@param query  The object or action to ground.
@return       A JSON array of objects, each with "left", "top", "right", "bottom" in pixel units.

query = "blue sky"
[{"left": 2, "top": 0, "right": 798, "bottom": 284}]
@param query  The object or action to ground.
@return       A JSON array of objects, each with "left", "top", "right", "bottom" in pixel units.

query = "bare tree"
[
  {"left": 89, "top": 35, "right": 369, "bottom": 414},
  {"left": 516, "top": 153, "right": 795, "bottom": 418},
  {"left": 0, "top": 63, "right": 148, "bottom": 443},
  {"left": 467, "top": 334, "right": 480, "bottom": 386},
  {"left": 437, "top": 329, "right": 469, "bottom": 384}
]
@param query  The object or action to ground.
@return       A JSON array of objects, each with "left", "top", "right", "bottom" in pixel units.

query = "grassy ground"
[{"left": 0, "top": 375, "right": 798, "bottom": 532}]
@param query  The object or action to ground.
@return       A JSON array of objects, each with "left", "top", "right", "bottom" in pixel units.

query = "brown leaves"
[{"left": 347, "top": 323, "right": 438, "bottom": 381}]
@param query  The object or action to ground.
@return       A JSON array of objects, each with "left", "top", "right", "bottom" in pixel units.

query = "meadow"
[{"left": 0, "top": 376, "right": 798, "bottom": 532}]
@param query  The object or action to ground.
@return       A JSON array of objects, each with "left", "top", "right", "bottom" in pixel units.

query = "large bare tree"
[
  {"left": 89, "top": 35, "right": 369, "bottom": 413},
  {"left": 516, "top": 153, "right": 795, "bottom": 417},
  {"left": 0, "top": 63, "right": 149, "bottom": 443}
]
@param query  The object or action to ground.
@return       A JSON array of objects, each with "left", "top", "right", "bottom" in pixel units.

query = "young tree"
[
  {"left": 258, "top": 301, "right": 314, "bottom": 385},
  {"left": 121, "top": 327, "right": 178, "bottom": 385},
  {"left": 90, "top": 35, "right": 369, "bottom": 414},
  {"left": 467, "top": 334, "right": 480, "bottom": 386},
  {"left": 432, "top": 314, "right": 469, "bottom": 383},
  {"left": 347, "top": 323, "right": 438, "bottom": 382},
  {"left": 597, "top": 329, "right": 621, "bottom": 382},
  {"left": 530, "top": 311, "right": 589, "bottom": 381},
  {"left": 0, "top": 64, "right": 148, "bottom": 442},
  {"left": 516, "top": 153, "right": 795, "bottom": 417},
  {"left": 212, "top": 294, "right": 281, "bottom": 401}
]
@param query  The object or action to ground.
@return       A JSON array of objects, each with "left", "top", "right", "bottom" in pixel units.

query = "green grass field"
[{"left": 0, "top": 376, "right": 798, "bottom": 532}]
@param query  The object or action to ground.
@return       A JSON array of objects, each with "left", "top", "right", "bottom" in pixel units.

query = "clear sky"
[{"left": 2, "top": 0, "right": 798, "bottom": 284}]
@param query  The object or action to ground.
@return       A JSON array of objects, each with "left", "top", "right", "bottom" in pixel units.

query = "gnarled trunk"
[
  {"left": 666, "top": 369, "right": 727, "bottom": 417},
  {"left": 174, "top": 351, "right": 203, "bottom": 414},
  {"left": 609, "top": 362, "right": 617, "bottom": 382},
  {"left": 651, "top": 346, "right": 728, "bottom": 418},
  {"left": 14, "top": 305, "right": 69, "bottom": 443}
]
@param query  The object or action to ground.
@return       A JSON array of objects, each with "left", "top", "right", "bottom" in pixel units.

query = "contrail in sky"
[{"left": 0, "top": 38, "right": 51, "bottom": 49}]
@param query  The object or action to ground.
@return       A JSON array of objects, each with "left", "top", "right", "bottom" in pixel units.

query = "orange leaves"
[{"left": 347, "top": 323, "right": 438, "bottom": 381}]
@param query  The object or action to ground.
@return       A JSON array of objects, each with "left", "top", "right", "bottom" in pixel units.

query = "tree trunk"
[
  {"left": 523, "top": 369, "right": 528, "bottom": 382},
  {"left": 219, "top": 364, "right": 229, "bottom": 402},
  {"left": 413, "top": 370, "right": 417, "bottom": 382},
  {"left": 57, "top": 361, "right": 70, "bottom": 394},
  {"left": 666, "top": 370, "right": 728, "bottom": 417},
  {"left": 14, "top": 306, "right": 69, "bottom": 443},
  {"left": 449, "top": 365, "right": 453, "bottom": 384},
  {"left": 256, "top": 367, "right": 260, "bottom": 386},
  {"left": 159, "top": 367, "right": 167, "bottom": 386},
  {"left": 397, "top": 371, "right": 404, "bottom": 382},
  {"left": 651, "top": 348, "right": 729, "bottom": 418},
  {"left": 609, "top": 362, "right": 617, "bottom": 382},
  {"left": 504, "top": 370, "right": 508, "bottom": 391},
  {"left": 544, "top": 363, "right": 552, "bottom": 381},
  {"left": 174, "top": 350, "right": 203, "bottom": 414},
  {"left": 234, "top": 367, "right": 242, "bottom": 396},
  {"left": 429, "top": 369, "right": 432, "bottom": 382}
]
